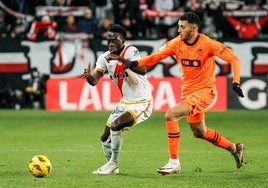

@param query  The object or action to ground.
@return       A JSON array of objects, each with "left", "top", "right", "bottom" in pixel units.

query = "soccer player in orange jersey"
[{"left": 123, "top": 12, "right": 245, "bottom": 175}]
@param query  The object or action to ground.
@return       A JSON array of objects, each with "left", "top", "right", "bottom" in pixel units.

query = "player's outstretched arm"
[{"left": 106, "top": 54, "right": 146, "bottom": 75}]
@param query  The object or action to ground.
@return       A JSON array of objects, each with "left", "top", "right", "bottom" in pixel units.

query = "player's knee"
[
  {"left": 193, "top": 133, "right": 204, "bottom": 138},
  {"left": 165, "top": 109, "right": 179, "bottom": 121},
  {"left": 110, "top": 124, "right": 119, "bottom": 131},
  {"left": 192, "top": 129, "right": 206, "bottom": 138},
  {"left": 165, "top": 110, "right": 173, "bottom": 121}
]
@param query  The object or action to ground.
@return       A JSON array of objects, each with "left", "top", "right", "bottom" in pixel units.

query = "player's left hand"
[{"left": 232, "top": 83, "right": 244, "bottom": 98}]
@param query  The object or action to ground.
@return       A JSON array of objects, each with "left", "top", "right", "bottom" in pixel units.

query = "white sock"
[
  {"left": 230, "top": 143, "right": 236, "bottom": 154},
  {"left": 169, "top": 158, "right": 180, "bottom": 165},
  {"left": 101, "top": 136, "right": 112, "bottom": 161},
  {"left": 110, "top": 130, "right": 123, "bottom": 163}
]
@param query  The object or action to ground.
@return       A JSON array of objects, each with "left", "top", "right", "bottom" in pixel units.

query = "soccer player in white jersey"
[{"left": 81, "top": 24, "right": 153, "bottom": 175}]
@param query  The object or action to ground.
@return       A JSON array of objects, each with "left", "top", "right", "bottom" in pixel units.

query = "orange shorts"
[{"left": 183, "top": 88, "right": 216, "bottom": 124}]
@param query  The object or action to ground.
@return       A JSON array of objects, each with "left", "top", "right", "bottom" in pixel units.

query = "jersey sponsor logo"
[
  {"left": 110, "top": 71, "right": 128, "bottom": 79},
  {"left": 181, "top": 59, "right": 201, "bottom": 67}
]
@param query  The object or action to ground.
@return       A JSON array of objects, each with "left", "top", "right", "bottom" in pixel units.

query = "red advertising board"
[{"left": 46, "top": 77, "right": 227, "bottom": 111}]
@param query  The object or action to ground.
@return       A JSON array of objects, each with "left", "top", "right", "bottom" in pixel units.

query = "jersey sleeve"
[
  {"left": 137, "top": 38, "right": 177, "bottom": 66},
  {"left": 210, "top": 40, "right": 241, "bottom": 84},
  {"left": 124, "top": 46, "right": 142, "bottom": 61},
  {"left": 95, "top": 53, "right": 108, "bottom": 74}
]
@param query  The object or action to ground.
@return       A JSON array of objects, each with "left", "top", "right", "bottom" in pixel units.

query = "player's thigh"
[
  {"left": 107, "top": 100, "right": 153, "bottom": 127},
  {"left": 122, "top": 100, "right": 153, "bottom": 126},
  {"left": 106, "top": 103, "right": 126, "bottom": 127},
  {"left": 185, "top": 89, "right": 215, "bottom": 116},
  {"left": 165, "top": 102, "right": 189, "bottom": 121}
]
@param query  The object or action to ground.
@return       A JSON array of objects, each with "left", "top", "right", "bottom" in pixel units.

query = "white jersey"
[{"left": 95, "top": 45, "right": 152, "bottom": 102}]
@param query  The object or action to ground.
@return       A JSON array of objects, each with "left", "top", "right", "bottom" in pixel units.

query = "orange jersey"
[{"left": 138, "top": 34, "right": 241, "bottom": 97}]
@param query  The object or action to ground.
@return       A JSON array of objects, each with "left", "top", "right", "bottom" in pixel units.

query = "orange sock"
[
  {"left": 202, "top": 128, "right": 233, "bottom": 150},
  {"left": 166, "top": 121, "right": 180, "bottom": 159}
]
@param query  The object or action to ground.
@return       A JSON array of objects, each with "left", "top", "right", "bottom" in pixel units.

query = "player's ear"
[{"left": 194, "top": 24, "right": 199, "bottom": 32}]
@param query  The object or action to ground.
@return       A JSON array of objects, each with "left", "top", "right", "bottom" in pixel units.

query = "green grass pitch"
[{"left": 0, "top": 110, "right": 267, "bottom": 188}]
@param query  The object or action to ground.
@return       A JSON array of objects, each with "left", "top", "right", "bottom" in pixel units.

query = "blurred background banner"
[
  {"left": 46, "top": 77, "right": 227, "bottom": 111},
  {"left": 0, "top": 38, "right": 267, "bottom": 110}
]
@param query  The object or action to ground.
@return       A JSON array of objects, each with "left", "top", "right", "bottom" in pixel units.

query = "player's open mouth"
[{"left": 109, "top": 48, "right": 116, "bottom": 53}]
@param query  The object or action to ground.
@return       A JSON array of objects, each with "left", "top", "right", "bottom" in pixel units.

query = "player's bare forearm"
[
  {"left": 81, "top": 63, "right": 100, "bottom": 86},
  {"left": 119, "top": 58, "right": 147, "bottom": 75},
  {"left": 131, "top": 66, "right": 147, "bottom": 75},
  {"left": 85, "top": 75, "right": 98, "bottom": 86},
  {"left": 106, "top": 54, "right": 147, "bottom": 75}
]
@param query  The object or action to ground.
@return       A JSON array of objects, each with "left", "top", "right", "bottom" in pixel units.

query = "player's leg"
[
  {"left": 157, "top": 102, "right": 189, "bottom": 175},
  {"left": 92, "top": 104, "right": 125, "bottom": 175},
  {"left": 189, "top": 119, "right": 244, "bottom": 168},
  {"left": 110, "top": 111, "right": 134, "bottom": 163},
  {"left": 188, "top": 112, "right": 244, "bottom": 169},
  {"left": 93, "top": 101, "right": 152, "bottom": 175},
  {"left": 93, "top": 111, "right": 134, "bottom": 175},
  {"left": 187, "top": 88, "right": 244, "bottom": 168},
  {"left": 109, "top": 100, "right": 153, "bottom": 166},
  {"left": 100, "top": 126, "right": 112, "bottom": 161}
]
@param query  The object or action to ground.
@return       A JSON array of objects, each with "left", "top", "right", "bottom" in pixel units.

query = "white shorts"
[{"left": 106, "top": 99, "right": 153, "bottom": 127}]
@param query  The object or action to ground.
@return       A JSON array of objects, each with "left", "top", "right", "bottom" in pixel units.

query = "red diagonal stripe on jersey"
[
  {"left": 114, "top": 45, "right": 131, "bottom": 95},
  {"left": 114, "top": 63, "right": 125, "bottom": 95}
]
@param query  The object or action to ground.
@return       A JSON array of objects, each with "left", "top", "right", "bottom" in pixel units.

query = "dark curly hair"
[
  {"left": 179, "top": 12, "right": 201, "bottom": 27},
  {"left": 107, "top": 24, "right": 127, "bottom": 39}
]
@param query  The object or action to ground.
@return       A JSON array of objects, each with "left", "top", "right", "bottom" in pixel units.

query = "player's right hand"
[{"left": 81, "top": 63, "right": 91, "bottom": 79}]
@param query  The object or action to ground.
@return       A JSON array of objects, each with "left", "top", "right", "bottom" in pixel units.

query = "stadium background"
[
  {"left": 0, "top": 1, "right": 267, "bottom": 111},
  {"left": 0, "top": 37, "right": 267, "bottom": 111}
]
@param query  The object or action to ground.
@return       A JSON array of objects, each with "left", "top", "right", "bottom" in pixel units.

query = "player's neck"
[
  {"left": 114, "top": 45, "right": 125, "bottom": 55},
  {"left": 185, "top": 33, "right": 200, "bottom": 46}
]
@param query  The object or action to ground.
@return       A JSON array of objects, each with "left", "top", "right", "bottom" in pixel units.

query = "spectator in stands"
[
  {"left": 0, "top": 10, "right": 11, "bottom": 38},
  {"left": 184, "top": 0, "right": 206, "bottom": 31},
  {"left": 27, "top": 15, "right": 57, "bottom": 41},
  {"left": 137, "top": 0, "right": 155, "bottom": 38},
  {"left": 95, "top": 17, "right": 113, "bottom": 39},
  {"left": 112, "top": 0, "right": 140, "bottom": 38},
  {"left": 77, "top": 8, "right": 97, "bottom": 47},
  {"left": 70, "top": 0, "right": 96, "bottom": 17},
  {"left": 227, "top": 13, "right": 268, "bottom": 39},
  {"left": 226, "top": 15, "right": 268, "bottom": 39},
  {"left": 205, "top": 1, "right": 238, "bottom": 39},
  {"left": 119, "top": 16, "right": 138, "bottom": 39},
  {"left": 153, "top": 0, "right": 175, "bottom": 38},
  {"left": 52, "top": 0, "right": 70, "bottom": 33},
  {"left": 60, "top": 14, "right": 79, "bottom": 33},
  {"left": 78, "top": 8, "right": 97, "bottom": 39},
  {"left": 10, "top": 19, "right": 26, "bottom": 39},
  {"left": 92, "top": 0, "right": 114, "bottom": 24}
]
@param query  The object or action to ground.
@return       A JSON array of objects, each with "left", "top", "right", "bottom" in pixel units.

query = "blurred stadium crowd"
[{"left": 0, "top": 0, "right": 268, "bottom": 41}]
